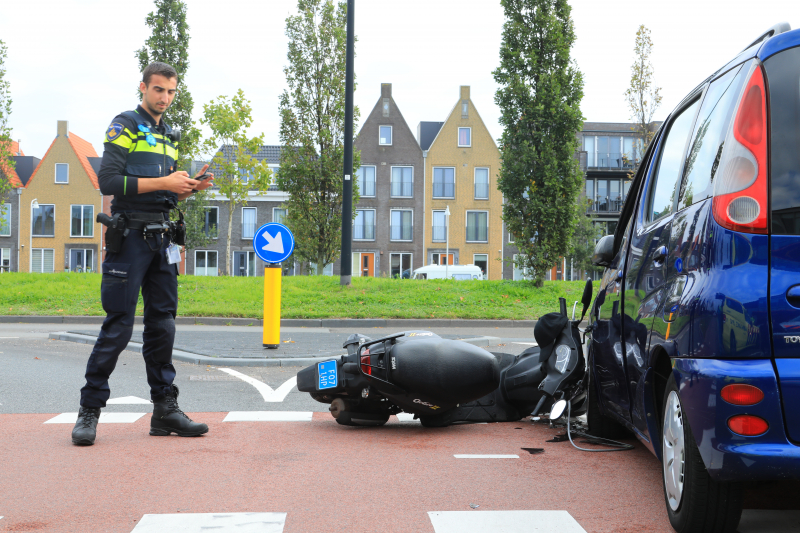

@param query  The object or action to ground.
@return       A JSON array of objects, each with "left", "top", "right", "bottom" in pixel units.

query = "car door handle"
[{"left": 653, "top": 246, "right": 668, "bottom": 264}]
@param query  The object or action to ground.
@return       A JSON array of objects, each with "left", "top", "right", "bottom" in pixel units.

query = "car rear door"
[{"left": 764, "top": 44, "right": 800, "bottom": 443}]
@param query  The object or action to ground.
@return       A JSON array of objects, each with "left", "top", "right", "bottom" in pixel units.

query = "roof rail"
[{"left": 740, "top": 22, "right": 791, "bottom": 53}]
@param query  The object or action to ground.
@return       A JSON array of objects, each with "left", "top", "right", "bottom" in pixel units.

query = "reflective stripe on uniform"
[{"left": 129, "top": 134, "right": 178, "bottom": 160}]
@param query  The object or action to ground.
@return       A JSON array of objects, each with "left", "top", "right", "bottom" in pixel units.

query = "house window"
[
  {"left": 55, "top": 163, "right": 68, "bottom": 183},
  {"left": 242, "top": 207, "right": 257, "bottom": 239},
  {"left": 473, "top": 254, "right": 488, "bottom": 279},
  {"left": 432, "top": 210, "right": 447, "bottom": 242},
  {"left": 391, "top": 166, "right": 413, "bottom": 197},
  {"left": 70, "top": 205, "right": 94, "bottom": 237},
  {"left": 390, "top": 209, "right": 413, "bottom": 241},
  {"left": 474, "top": 168, "right": 489, "bottom": 199},
  {"left": 0, "top": 248, "right": 10, "bottom": 272},
  {"left": 195, "top": 250, "right": 218, "bottom": 276},
  {"left": 273, "top": 208, "right": 287, "bottom": 225},
  {"left": 203, "top": 207, "right": 218, "bottom": 238},
  {"left": 31, "top": 249, "right": 55, "bottom": 273},
  {"left": 461, "top": 101, "right": 469, "bottom": 118},
  {"left": 432, "top": 167, "right": 455, "bottom": 198},
  {"left": 390, "top": 253, "right": 412, "bottom": 279},
  {"left": 431, "top": 252, "right": 453, "bottom": 265},
  {"left": 458, "top": 127, "right": 471, "bottom": 147},
  {"left": 32, "top": 204, "right": 55, "bottom": 237},
  {"left": 309, "top": 262, "right": 334, "bottom": 276},
  {"left": 268, "top": 166, "right": 280, "bottom": 191},
  {"left": 584, "top": 136, "right": 595, "bottom": 167},
  {"left": 69, "top": 248, "right": 94, "bottom": 272},
  {"left": 354, "top": 209, "right": 375, "bottom": 240},
  {"left": 382, "top": 99, "right": 390, "bottom": 117},
  {"left": 0, "top": 203, "right": 10, "bottom": 236},
  {"left": 233, "top": 251, "right": 256, "bottom": 276},
  {"left": 513, "top": 254, "right": 531, "bottom": 281},
  {"left": 466, "top": 211, "right": 488, "bottom": 242},
  {"left": 379, "top": 125, "right": 392, "bottom": 145},
  {"left": 357, "top": 166, "right": 376, "bottom": 197}
]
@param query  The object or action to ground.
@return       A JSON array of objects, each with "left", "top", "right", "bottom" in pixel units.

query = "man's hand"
[{"left": 192, "top": 164, "right": 214, "bottom": 192}]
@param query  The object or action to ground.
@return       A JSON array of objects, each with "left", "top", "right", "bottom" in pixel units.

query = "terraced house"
[
  {"left": 0, "top": 140, "right": 41, "bottom": 272},
  {"left": 346, "top": 83, "right": 424, "bottom": 278},
  {"left": 421, "top": 86, "right": 503, "bottom": 280},
  {"left": 18, "top": 121, "right": 103, "bottom": 273}
]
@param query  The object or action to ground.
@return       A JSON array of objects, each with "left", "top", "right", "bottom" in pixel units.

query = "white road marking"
[
  {"left": 513, "top": 342, "right": 538, "bottom": 346},
  {"left": 45, "top": 412, "right": 147, "bottom": 424},
  {"left": 223, "top": 411, "right": 313, "bottom": 422},
  {"left": 0, "top": 337, "right": 19, "bottom": 339},
  {"left": 428, "top": 511, "right": 586, "bottom": 533},
  {"left": 453, "top": 454, "right": 519, "bottom": 459},
  {"left": 218, "top": 368, "right": 297, "bottom": 402},
  {"left": 107, "top": 396, "right": 151, "bottom": 405},
  {"left": 131, "top": 512, "right": 286, "bottom": 532},
  {"left": 396, "top": 413, "right": 419, "bottom": 422}
]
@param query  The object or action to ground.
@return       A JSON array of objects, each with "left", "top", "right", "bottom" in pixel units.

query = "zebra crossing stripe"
[
  {"left": 428, "top": 511, "right": 587, "bottom": 533},
  {"left": 44, "top": 413, "right": 147, "bottom": 424},
  {"left": 454, "top": 454, "right": 519, "bottom": 459},
  {"left": 130, "top": 512, "right": 286, "bottom": 532}
]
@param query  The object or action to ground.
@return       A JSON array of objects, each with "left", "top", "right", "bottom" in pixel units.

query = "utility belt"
[{"left": 97, "top": 210, "right": 186, "bottom": 254}]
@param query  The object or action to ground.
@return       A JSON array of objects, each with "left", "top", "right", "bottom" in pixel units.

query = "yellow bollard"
[{"left": 263, "top": 264, "right": 281, "bottom": 348}]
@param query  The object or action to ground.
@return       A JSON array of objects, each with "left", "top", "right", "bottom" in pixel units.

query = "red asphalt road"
[{"left": 0, "top": 413, "right": 701, "bottom": 532}]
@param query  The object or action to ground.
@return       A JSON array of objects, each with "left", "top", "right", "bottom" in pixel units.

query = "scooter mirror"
[
  {"left": 549, "top": 399, "right": 568, "bottom": 420},
  {"left": 580, "top": 279, "right": 593, "bottom": 320}
]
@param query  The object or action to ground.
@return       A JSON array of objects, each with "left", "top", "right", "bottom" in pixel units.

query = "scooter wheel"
[{"left": 335, "top": 412, "right": 390, "bottom": 426}]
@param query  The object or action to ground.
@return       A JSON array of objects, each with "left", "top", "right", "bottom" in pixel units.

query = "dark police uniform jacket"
[{"left": 97, "top": 105, "right": 179, "bottom": 214}]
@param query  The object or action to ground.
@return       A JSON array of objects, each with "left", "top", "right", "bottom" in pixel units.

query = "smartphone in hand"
[{"left": 194, "top": 173, "right": 212, "bottom": 181}]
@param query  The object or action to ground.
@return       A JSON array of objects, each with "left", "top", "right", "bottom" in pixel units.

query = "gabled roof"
[
  {"left": 25, "top": 131, "right": 99, "bottom": 189},
  {"left": 217, "top": 144, "right": 283, "bottom": 165},
  {"left": 0, "top": 140, "right": 24, "bottom": 187}
]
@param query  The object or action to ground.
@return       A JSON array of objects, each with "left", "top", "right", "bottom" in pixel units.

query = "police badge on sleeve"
[{"left": 106, "top": 122, "right": 124, "bottom": 142}]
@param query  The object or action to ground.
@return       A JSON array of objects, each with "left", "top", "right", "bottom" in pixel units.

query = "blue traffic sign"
[{"left": 253, "top": 223, "right": 295, "bottom": 264}]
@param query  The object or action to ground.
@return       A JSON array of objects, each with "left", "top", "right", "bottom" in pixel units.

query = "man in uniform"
[{"left": 72, "top": 62, "right": 214, "bottom": 446}]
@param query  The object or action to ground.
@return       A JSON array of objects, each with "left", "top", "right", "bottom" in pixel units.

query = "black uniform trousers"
[{"left": 80, "top": 227, "right": 178, "bottom": 408}]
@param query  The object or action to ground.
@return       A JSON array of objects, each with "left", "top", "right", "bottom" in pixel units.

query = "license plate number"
[{"left": 318, "top": 360, "right": 337, "bottom": 390}]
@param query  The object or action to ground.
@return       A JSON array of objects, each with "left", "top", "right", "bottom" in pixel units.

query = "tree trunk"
[{"left": 225, "top": 199, "right": 235, "bottom": 276}]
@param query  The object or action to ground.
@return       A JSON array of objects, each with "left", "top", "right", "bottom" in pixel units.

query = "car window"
[
  {"left": 765, "top": 47, "right": 800, "bottom": 234},
  {"left": 647, "top": 98, "right": 700, "bottom": 222},
  {"left": 678, "top": 64, "right": 749, "bottom": 210}
]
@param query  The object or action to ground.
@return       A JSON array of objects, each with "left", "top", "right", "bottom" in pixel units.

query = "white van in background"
[{"left": 411, "top": 264, "right": 484, "bottom": 280}]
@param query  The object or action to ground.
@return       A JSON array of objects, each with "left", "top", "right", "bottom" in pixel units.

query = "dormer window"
[
  {"left": 379, "top": 125, "right": 392, "bottom": 146},
  {"left": 458, "top": 127, "right": 471, "bottom": 147}
]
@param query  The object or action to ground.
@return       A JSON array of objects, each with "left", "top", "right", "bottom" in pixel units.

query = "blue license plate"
[{"left": 318, "top": 360, "right": 338, "bottom": 390}]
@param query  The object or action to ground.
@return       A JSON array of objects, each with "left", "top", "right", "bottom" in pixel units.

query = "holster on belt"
[
  {"left": 96, "top": 213, "right": 128, "bottom": 254},
  {"left": 169, "top": 209, "right": 187, "bottom": 247}
]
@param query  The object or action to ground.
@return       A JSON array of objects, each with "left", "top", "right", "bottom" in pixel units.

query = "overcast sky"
[{"left": 1, "top": 0, "right": 797, "bottom": 159}]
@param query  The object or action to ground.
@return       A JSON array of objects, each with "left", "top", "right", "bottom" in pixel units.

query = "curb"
[
  {"left": 4, "top": 316, "right": 538, "bottom": 328},
  {"left": 48, "top": 332, "right": 503, "bottom": 367}
]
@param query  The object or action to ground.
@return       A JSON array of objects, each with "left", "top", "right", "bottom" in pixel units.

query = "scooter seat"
[{"left": 390, "top": 338, "right": 500, "bottom": 404}]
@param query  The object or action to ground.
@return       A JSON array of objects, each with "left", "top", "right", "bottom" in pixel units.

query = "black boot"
[
  {"left": 150, "top": 385, "right": 208, "bottom": 437},
  {"left": 72, "top": 407, "right": 101, "bottom": 446}
]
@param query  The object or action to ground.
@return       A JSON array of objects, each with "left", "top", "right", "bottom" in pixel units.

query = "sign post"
[{"left": 253, "top": 223, "right": 295, "bottom": 349}]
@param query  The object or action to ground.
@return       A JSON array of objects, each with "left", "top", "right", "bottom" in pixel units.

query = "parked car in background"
[{"left": 586, "top": 22, "right": 800, "bottom": 533}]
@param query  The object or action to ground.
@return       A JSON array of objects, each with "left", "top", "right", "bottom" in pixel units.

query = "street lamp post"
[
  {"left": 29, "top": 198, "right": 38, "bottom": 273},
  {"left": 444, "top": 205, "right": 450, "bottom": 279}
]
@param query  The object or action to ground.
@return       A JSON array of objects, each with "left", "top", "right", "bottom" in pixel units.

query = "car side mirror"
[{"left": 592, "top": 235, "right": 615, "bottom": 267}]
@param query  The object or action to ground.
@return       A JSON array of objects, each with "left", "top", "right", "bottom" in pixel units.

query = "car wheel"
[
  {"left": 586, "top": 369, "right": 630, "bottom": 439},
  {"left": 662, "top": 374, "right": 743, "bottom": 532}
]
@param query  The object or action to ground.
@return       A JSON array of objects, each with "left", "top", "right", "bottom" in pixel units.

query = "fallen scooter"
[{"left": 296, "top": 281, "right": 595, "bottom": 427}]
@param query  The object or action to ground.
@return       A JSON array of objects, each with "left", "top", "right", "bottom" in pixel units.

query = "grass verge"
[{"left": 0, "top": 273, "right": 588, "bottom": 319}]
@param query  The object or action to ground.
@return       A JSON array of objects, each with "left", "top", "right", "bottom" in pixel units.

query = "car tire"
[
  {"left": 661, "top": 373, "right": 743, "bottom": 533},
  {"left": 586, "top": 368, "right": 630, "bottom": 439}
]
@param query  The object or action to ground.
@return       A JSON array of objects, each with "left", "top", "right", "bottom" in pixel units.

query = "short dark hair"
[{"left": 142, "top": 62, "right": 178, "bottom": 86}]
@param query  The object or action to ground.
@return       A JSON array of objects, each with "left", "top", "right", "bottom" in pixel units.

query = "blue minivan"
[{"left": 587, "top": 22, "right": 800, "bottom": 533}]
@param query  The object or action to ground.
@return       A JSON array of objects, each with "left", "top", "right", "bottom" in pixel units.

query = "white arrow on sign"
[
  {"left": 261, "top": 231, "right": 284, "bottom": 254},
  {"left": 218, "top": 368, "right": 296, "bottom": 402}
]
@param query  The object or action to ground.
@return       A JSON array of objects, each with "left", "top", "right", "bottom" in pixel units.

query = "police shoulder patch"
[{"left": 106, "top": 122, "right": 124, "bottom": 142}]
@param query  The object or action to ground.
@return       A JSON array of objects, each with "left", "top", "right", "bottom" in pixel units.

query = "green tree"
[
  {"left": 136, "top": 0, "right": 210, "bottom": 251},
  {"left": 624, "top": 24, "right": 662, "bottom": 162},
  {"left": 569, "top": 199, "right": 603, "bottom": 280},
  {"left": 493, "top": 0, "right": 585, "bottom": 287},
  {"left": 201, "top": 90, "right": 272, "bottom": 276},
  {"left": 0, "top": 39, "right": 14, "bottom": 210},
  {"left": 277, "top": 0, "right": 360, "bottom": 275}
]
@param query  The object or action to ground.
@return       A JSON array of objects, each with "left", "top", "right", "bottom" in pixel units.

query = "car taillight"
[
  {"left": 360, "top": 349, "right": 371, "bottom": 375},
  {"left": 712, "top": 62, "right": 769, "bottom": 234},
  {"left": 721, "top": 383, "right": 764, "bottom": 405},
  {"left": 728, "top": 414, "right": 769, "bottom": 436}
]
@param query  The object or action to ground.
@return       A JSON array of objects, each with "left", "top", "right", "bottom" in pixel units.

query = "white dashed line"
[
  {"left": 453, "top": 454, "right": 519, "bottom": 459},
  {"left": 130, "top": 512, "right": 286, "bottom": 532},
  {"left": 428, "top": 511, "right": 586, "bottom": 533},
  {"left": 44, "top": 412, "right": 147, "bottom": 424},
  {"left": 223, "top": 411, "right": 313, "bottom": 422},
  {"left": 107, "top": 396, "right": 151, "bottom": 405}
]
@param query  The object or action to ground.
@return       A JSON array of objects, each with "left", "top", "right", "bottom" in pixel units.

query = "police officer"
[{"left": 72, "top": 62, "right": 214, "bottom": 446}]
